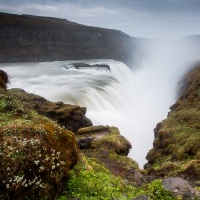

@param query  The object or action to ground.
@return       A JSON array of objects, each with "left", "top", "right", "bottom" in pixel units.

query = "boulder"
[{"left": 163, "top": 177, "right": 200, "bottom": 199}]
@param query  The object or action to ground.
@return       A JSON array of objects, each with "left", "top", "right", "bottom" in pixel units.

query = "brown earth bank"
[{"left": 0, "top": 12, "right": 140, "bottom": 67}]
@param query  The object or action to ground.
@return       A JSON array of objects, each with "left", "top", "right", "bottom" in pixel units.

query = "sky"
[{"left": 1, "top": 0, "right": 200, "bottom": 39}]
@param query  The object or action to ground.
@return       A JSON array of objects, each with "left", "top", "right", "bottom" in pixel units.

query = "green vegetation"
[
  {"left": 144, "top": 179, "right": 179, "bottom": 200},
  {"left": 61, "top": 155, "right": 142, "bottom": 200},
  {"left": 0, "top": 87, "right": 79, "bottom": 199},
  {"left": 59, "top": 155, "right": 178, "bottom": 200}
]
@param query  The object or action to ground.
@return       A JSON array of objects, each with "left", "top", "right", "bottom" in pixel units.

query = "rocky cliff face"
[
  {"left": 145, "top": 63, "right": 200, "bottom": 182},
  {"left": 0, "top": 12, "right": 136, "bottom": 66}
]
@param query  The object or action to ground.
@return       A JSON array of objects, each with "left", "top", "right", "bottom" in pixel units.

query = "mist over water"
[{"left": 0, "top": 40, "right": 197, "bottom": 167}]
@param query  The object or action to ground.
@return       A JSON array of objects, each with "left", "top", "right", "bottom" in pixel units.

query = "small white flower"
[
  {"left": 34, "top": 160, "right": 40, "bottom": 165},
  {"left": 60, "top": 161, "right": 66, "bottom": 165},
  {"left": 7, "top": 167, "right": 10, "bottom": 171},
  {"left": 6, "top": 184, "right": 10, "bottom": 188},
  {"left": 39, "top": 166, "right": 45, "bottom": 171},
  {"left": 45, "top": 157, "right": 49, "bottom": 161},
  {"left": 52, "top": 165, "right": 55, "bottom": 169},
  {"left": 39, "top": 184, "right": 44, "bottom": 188}
]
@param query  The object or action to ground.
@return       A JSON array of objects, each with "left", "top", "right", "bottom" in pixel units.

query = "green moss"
[
  {"left": 58, "top": 155, "right": 180, "bottom": 200},
  {"left": 59, "top": 154, "right": 143, "bottom": 200}
]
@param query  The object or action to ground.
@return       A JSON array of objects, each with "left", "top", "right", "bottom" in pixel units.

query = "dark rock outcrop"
[
  {"left": 78, "top": 137, "right": 94, "bottom": 149},
  {"left": 64, "top": 63, "right": 111, "bottom": 71},
  {"left": 0, "top": 12, "right": 136, "bottom": 66},
  {"left": 0, "top": 70, "right": 9, "bottom": 89},
  {"left": 8, "top": 88, "right": 92, "bottom": 132}
]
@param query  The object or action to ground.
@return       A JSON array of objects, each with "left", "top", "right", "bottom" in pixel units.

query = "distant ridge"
[{"left": 0, "top": 12, "right": 136, "bottom": 66}]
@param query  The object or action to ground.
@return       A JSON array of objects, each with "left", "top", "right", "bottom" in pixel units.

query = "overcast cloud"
[{"left": 1, "top": 0, "right": 200, "bottom": 38}]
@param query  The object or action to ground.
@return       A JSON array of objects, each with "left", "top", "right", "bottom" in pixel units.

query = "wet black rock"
[
  {"left": 78, "top": 137, "right": 94, "bottom": 149},
  {"left": 64, "top": 63, "right": 110, "bottom": 72}
]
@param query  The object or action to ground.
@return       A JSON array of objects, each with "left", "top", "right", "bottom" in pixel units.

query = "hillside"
[
  {"left": 145, "top": 63, "right": 200, "bottom": 183},
  {"left": 0, "top": 12, "right": 136, "bottom": 66}
]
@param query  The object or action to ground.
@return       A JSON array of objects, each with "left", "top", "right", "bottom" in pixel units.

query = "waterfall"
[{"left": 0, "top": 55, "right": 193, "bottom": 167}]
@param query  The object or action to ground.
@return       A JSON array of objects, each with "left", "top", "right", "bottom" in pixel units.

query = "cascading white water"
[{"left": 0, "top": 41, "right": 195, "bottom": 167}]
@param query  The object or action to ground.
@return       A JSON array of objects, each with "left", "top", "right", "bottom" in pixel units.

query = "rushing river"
[{"left": 0, "top": 55, "right": 192, "bottom": 167}]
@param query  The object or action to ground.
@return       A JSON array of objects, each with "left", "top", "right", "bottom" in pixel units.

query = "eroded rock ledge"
[{"left": 8, "top": 88, "right": 92, "bottom": 132}]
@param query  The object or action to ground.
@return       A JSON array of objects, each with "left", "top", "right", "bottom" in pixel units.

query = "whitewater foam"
[{"left": 0, "top": 57, "right": 192, "bottom": 167}]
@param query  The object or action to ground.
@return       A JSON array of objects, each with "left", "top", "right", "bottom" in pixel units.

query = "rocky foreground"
[{"left": 0, "top": 65, "right": 200, "bottom": 199}]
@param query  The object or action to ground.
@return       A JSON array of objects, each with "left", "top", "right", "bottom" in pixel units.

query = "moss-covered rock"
[
  {"left": 0, "top": 88, "right": 79, "bottom": 199},
  {"left": 76, "top": 125, "right": 144, "bottom": 186},
  {"left": 145, "top": 64, "right": 200, "bottom": 182},
  {"left": 7, "top": 88, "right": 92, "bottom": 132}
]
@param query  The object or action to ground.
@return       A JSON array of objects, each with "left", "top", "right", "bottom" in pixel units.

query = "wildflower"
[
  {"left": 39, "top": 184, "right": 44, "bottom": 188},
  {"left": 52, "top": 165, "right": 55, "bottom": 169},
  {"left": 39, "top": 166, "right": 45, "bottom": 171},
  {"left": 60, "top": 161, "right": 66, "bottom": 165},
  {"left": 45, "top": 157, "right": 49, "bottom": 161},
  {"left": 6, "top": 184, "right": 10, "bottom": 188},
  {"left": 34, "top": 160, "right": 40, "bottom": 165},
  {"left": 7, "top": 167, "right": 10, "bottom": 171}
]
